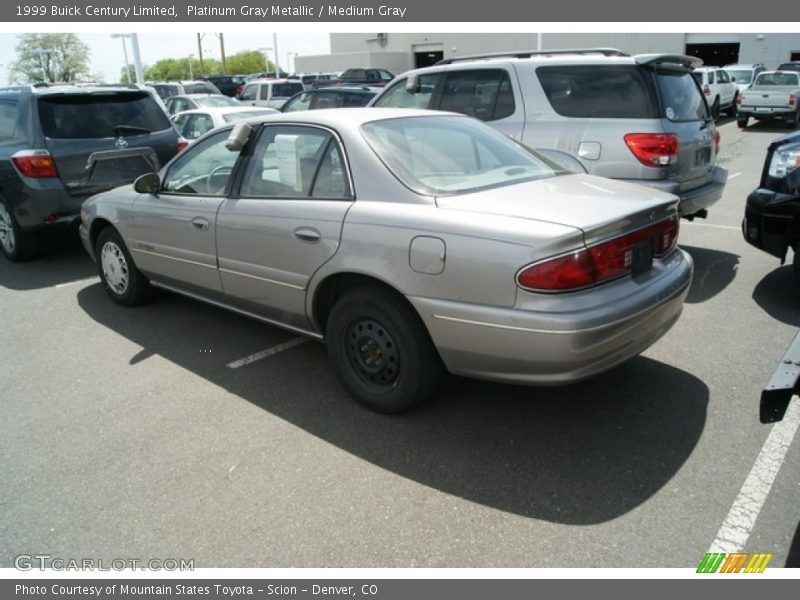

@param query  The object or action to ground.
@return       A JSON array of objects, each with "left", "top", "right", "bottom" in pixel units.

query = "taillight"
[
  {"left": 713, "top": 129, "right": 721, "bottom": 154},
  {"left": 236, "top": 84, "right": 244, "bottom": 96},
  {"left": 516, "top": 216, "right": 679, "bottom": 292},
  {"left": 737, "top": 94, "right": 743, "bottom": 105},
  {"left": 11, "top": 149, "right": 58, "bottom": 178},
  {"left": 790, "top": 94, "right": 796, "bottom": 106},
  {"left": 624, "top": 133, "right": 679, "bottom": 167},
  {"left": 703, "top": 84, "right": 710, "bottom": 95},
  {"left": 177, "top": 138, "right": 189, "bottom": 152}
]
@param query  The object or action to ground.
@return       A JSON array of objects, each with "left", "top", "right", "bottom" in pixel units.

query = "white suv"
[
  {"left": 691, "top": 67, "right": 738, "bottom": 119},
  {"left": 238, "top": 79, "right": 305, "bottom": 110}
]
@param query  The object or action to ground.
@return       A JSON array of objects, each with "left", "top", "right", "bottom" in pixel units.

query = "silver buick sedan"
[{"left": 79, "top": 108, "right": 693, "bottom": 413}]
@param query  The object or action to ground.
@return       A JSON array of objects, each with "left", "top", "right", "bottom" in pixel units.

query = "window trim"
[{"left": 232, "top": 122, "right": 355, "bottom": 202}]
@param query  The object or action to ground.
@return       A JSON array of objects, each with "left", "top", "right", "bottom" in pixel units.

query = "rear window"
[
  {"left": 193, "top": 96, "right": 239, "bottom": 108},
  {"left": 537, "top": 66, "right": 658, "bottom": 118},
  {"left": 656, "top": 70, "right": 708, "bottom": 122},
  {"left": 272, "top": 83, "right": 303, "bottom": 97},
  {"left": 184, "top": 82, "right": 217, "bottom": 94},
  {"left": 0, "top": 97, "right": 24, "bottom": 142},
  {"left": 778, "top": 63, "right": 800, "bottom": 72},
  {"left": 152, "top": 84, "right": 179, "bottom": 99},
  {"left": 725, "top": 69, "right": 753, "bottom": 84},
  {"left": 755, "top": 72, "right": 799, "bottom": 86},
  {"left": 342, "top": 69, "right": 366, "bottom": 80},
  {"left": 37, "top": 93, "right": 173, "bottom": 139}
]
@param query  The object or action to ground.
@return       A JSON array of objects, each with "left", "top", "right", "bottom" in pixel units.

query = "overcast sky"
[{"left": 0, "top": 32, "right": 331, "bottom": 84}]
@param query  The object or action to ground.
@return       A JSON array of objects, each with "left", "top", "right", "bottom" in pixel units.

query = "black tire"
[
  {"left": 726, "top": 95, "right": 738, "bottom": 117},
  {"left": 737, "top": 116, "right": 749, "bottom": 128},
  {"left": 325, "top": 284, "right": 442, "bottom": 414},
  {"left": 95, "top": 227, "right": 153, "bottom": 306},
  {"left": 0, "top": 198, "right": 42, "bottom": 261},
  {"left": 711, "top": 98, "right": 721, "bottom": 121},
  {"left": 787, "top": 111, "right": 799, "bottom": 130},
  {"left": 793, "top": 245, "right": 800, "bottom": 286}
]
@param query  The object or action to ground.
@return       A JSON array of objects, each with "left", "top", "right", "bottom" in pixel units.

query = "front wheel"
[
  {"left": 726, "top": 96, "right": 738, "bottom": 117},
  {"left": 793, "top": 245, "right": 800, "bottom": 285},
  {"left": 95, "top": 227, "right": 153, "bottom": 306},
  {"left": 711, "top": 98, "right": 721, "bottom": 121},
  {"left": 325, "top": 285, "right": 442, "bottom": 414}
]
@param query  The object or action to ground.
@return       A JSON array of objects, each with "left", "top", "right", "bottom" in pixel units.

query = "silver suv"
[{"left": 371, "top": 49, "right": 726, "bottom": 218}]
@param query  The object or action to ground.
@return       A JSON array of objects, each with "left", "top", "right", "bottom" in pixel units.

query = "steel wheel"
[
  {"left": 345, "top": 317, "right": 401, "bottom": 391},
  {"left": 100, "top": 240, "right": 130, "bottom": 295},
  {"left": 0, "top": 202, "right": 15, "bottom": 255}
]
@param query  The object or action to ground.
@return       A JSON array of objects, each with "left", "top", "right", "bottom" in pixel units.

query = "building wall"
[{"left": 295, "top": 33, "right": 800, "bottom": 74}]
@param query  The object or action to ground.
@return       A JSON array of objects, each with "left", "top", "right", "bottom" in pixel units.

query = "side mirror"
[
  {"left": 133, "top": 172, "right": 160, "bottom": 195},
  {"left": 405, "top": 75, "right": 420, "bottom": 94},
  {"left": 731, "top": 76, "right": 736, "bottom": 82},
  {"left": 225, "top": 122, "right": 252, "bottom": 151}
]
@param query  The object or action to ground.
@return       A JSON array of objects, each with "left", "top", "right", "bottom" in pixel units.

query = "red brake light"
[
  {"left": 790, "top": 94, "right": 796, "bottom": 106},
  {"left": 624, "top": 133, "right": 679, "bottom": 168},
  {"left": 736, "top": 94, "right": 743, "bottom": 104},
  {"left": 703, "top": 84, "right": 710, "bottom": 95},
  {"left": 713, "top": 129, "right": 721, "bottom": 154},
  {"left": 11, "top": 150, "right": 58, "bottom": 178},
  {"left": 517, "top": 217, "right": 679, "bottom": 292},
  {"left": 177, "top": 138, "right": 189, "bottom": 153}
]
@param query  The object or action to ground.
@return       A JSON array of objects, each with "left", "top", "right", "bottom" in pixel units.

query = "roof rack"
[{"left": 434, "top": 48, "right": 629, "bottom": 66}]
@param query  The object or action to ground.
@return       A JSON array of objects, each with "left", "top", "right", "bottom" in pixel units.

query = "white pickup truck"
[{"left": 737, "top": 70, "right": 800, "bottom": 129}]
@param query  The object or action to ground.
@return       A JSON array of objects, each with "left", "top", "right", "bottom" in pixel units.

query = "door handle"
[
  {"left": 294, "top": 227, "right": 321, "bottom": 243},
  {"left": 191, "top": 217, "right": 210, "bottom": 231}
]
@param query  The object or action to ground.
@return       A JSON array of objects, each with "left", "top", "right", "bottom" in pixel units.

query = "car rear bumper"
[
  {"left": 621, "top": 166, "right": 727, "bottom": 217},
  {"left": 740, "top": 106, "right": 796, "bottom": 118},
  {"left": 6, "top": 180, "right": 86, "bottom": 233},
  {"left": 409, "top": 248, "right": 693, "bottom": 385}
]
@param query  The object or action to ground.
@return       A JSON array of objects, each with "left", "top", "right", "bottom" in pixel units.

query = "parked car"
[
  {"left": 371, "top": 48, "right": 726, "bottom": 219},
  {"left": 288, "top": 73, "right": 337, "bottom": 90},
  {"left": 331, "top": 68, "right": 395, "bottom": 87},
  {"left": 150, "top": 80, "right": 221, "bottom": 100},
  {"left": 777, "top": 62, "right": 800, "bottom": 73},
  {"left": 200, "top": 75, "right": 245, "bottom": 98},
  {"left": 723, "top": 63, "right": 767, "bottom": 93},
  {"left": 0, "top": 84, "right": 184, "bottom": 261},
  {"left": 164, "top": 94, "right": 240, "bottom": 116},
  {"left": 79, "top": 108, "right": 692, "bottom": 413},
  {"left": 742, "top": 129, "right": 800, "bottom": 282},
  {"left": 281, "top": 86, "right": 381, "bottom": 112},
  {"left": 238, "top": 79, "right": 305, "bottom": 109},
  {"left": 172, "top": 106, "right": 279, "bottom": 142},
  {"left": 737, "top": 71, "right": 800, "bottom": 129},
  {"left": 691, "top": 67, "right": 738, "bottom": 119}
]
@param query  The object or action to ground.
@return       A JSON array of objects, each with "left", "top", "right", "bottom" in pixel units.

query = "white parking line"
[
  {"left": 54, "top": 277, "right": 99, "bottom": 288},
  {"left": 682, "top": 222, "right": 741, "bottom": 231},
  {"left": 708, "top": 399, "right": 800, "bottom": 553},
  {"left": 225, "top": 337, "right": 308, "bottom": 369},
  {"left": 728, "top": 172, "right": 742, "bottom": 180}
]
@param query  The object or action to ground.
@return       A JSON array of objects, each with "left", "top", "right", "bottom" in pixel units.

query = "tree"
[
  {"left": 226, "top": 50, "right": 271, "bottom": 75},
  {"left": 9, "top": 33, "right": 91, "bottom": 84}
]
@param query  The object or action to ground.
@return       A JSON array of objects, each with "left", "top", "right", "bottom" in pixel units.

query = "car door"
[
  {"left": 215, "top": 123, "right": 353, "bottom": 331},
  {"left": 127, "top": 129, "right": 239, "bottom": 294},
  {"left": 240, "top": 83, "right": 259, "bottom": 106},
  {"left": 716, "top": 70, "right": 735, "bottom": 105}
]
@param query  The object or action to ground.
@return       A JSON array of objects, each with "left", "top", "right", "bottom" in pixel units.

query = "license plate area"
[
  {"left": 631, "top": 240, "right": 654, "bottom": 276},
  {"left": 694, "top": 146, "right": 711, "bottom": 167}
]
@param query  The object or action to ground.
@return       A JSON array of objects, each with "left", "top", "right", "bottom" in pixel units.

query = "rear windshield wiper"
[{"left": 114, "top": 125, "right": 151, "bottom": 136}]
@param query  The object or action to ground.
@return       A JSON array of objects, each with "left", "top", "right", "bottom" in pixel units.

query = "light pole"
[
  {"left": 258, "top": 47, "right": 272, "bottom": 75},
  {"left": 187, "top": 54, "right": 194, "bottom": 79},
  {"left": 111, "top": 34, "right": 132, "bottom": 83},
  {"left": 273, "top": 33, "right": 280, "bottom": 77},
  {"left": 287, "top": 52, "right": 298, "bottom": 75}
]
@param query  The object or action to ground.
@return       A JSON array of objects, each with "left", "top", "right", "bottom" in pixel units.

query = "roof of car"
[
  {"left": 221, "top": 107, "right": 462, "bottom": 129},
  {"left": 174, "top": 106, "right": 278, "bottom": 117},
  {"left": 1, "top": 83, "right": 156, "bottom": 96},
  {"left": 170, "top": 93, "right": 230, "bottom": 99},
  {"left": 307, "top": 86, "right": 381, "bottom": 93},
  {"left": 724, "top": 63, "right": 764, "bottom": 69}
]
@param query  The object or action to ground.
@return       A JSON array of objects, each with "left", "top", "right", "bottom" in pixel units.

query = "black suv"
[
  {"left": 200, "top": 76, "right": 245, "bottom": 98},
  {"left": 742, "top": 130, "right": 800, "bottom": 282},
  {"left": 0, "top": 85, "right": 184, "bottom": 260}
]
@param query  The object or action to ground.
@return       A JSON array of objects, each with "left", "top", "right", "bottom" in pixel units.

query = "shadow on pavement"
[
  {"left": 77, "top": 284, "right": 710, "bottom": 525},
  {"left": 752, "top": 265, "right": 800, "bottom": 327},
  {"left": 682, "top": 245, "right": 740, "bottom": 304},
  {"left": 0, "top": 234, "right": 96, "bottom": 291}
]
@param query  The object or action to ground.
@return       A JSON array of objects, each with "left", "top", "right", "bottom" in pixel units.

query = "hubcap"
[
  {"left": 345, "top": 318, "right": 400, "bottom": 388},
  {"left": 101, "top": 241, "right": 129, "bottom": 295},
  {"left": 0, "top": 204, "right": 16, "bottom": 254}
]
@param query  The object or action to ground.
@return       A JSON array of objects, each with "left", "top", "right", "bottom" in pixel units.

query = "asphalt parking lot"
[{"left": 1, "top": 118, "right": 799, "bottom": 569}]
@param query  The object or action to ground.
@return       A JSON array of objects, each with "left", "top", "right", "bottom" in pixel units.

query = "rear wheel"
[
  {"left": 737, "top": 115, "right": 749, "bottom": 128},
  {"left": 793, "top": 245, "right": 800, "bottom": 285},
  {"left": 325, "top": 285, "right": 441, "bottom": 414},
  {"left": 0, "top": 199, "right": 41, "bottom": 261},
  {"left": 787, "top": 111, "right": 799, "bottom": 130},
  {"left": 726, "top": 95, "right": 738, "bottom": 117},
  {"left": 711, "top": 98, "right": 721, "bottom": 121},
  {"left": 95, "top": 227, "right": 153, "bottom": 306}
]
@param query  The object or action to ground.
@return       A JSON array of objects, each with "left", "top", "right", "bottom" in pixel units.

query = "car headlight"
[{"left": 769, "top": 144, "right": 800, "bottom": 178}]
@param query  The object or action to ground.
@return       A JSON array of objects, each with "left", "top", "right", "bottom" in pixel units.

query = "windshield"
[
  {"left": 725, "top": 69, "right": 753, "bottom": 84},
  {"left": 362, "top": 116, "right": 564, "bottom": 195},
  {"left": 194, "top": 96, "right": 239, "bottom": 108}
]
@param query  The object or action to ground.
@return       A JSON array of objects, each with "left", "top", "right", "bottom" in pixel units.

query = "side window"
[
  {"left": 240, "top": 84, "right": 257, "bottom": 101},
  {"left": 311, "top": 141, "right": 351, "bottom": 198},
  {"left": 373, "top": 73, "right": 440, "bottom": 109},
  {"left": 0, "top": 99, "right": 21, "bottom": 141},
  {"left": 260, "top": 85, "right": 270, "bottom": 100},
  {"left": 314, "top": 93, "right": 340, "bottom": 110},
  {"left": 283, "top": 92, "right": 313, "bottom": 112},
  {"left": 186, "top": 114, "right": 213, "bottom": 139},
  {"left": 718, "top": 70, "right": 730, "bottom": 83},
  {"left": 379, "top": 70, "right": 394, "bottom": 82},
  {"left": 341, "top": 93, "right": 370, "bottom": 107},
  {"left": 366, "top": 71, "right": 380, "bottom": 83},
  {"left": 439, "top": 69, "right": 516, "bottom": 122},
  {"left": 708, "top": 72, "right": 715, "bottom": 84},
  {"left": 162, "top": 130, "right": 237, "bottom": 195},
  {"left": 172, "top": 113, "right": 191, "bottom": 136},
  {"left": 239, "top": 126, "right": 347, "bottom": 198}
]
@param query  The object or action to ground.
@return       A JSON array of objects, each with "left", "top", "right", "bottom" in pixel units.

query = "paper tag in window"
[{"left": 275, "top": 134, "right": 302, "bottom": 191}]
